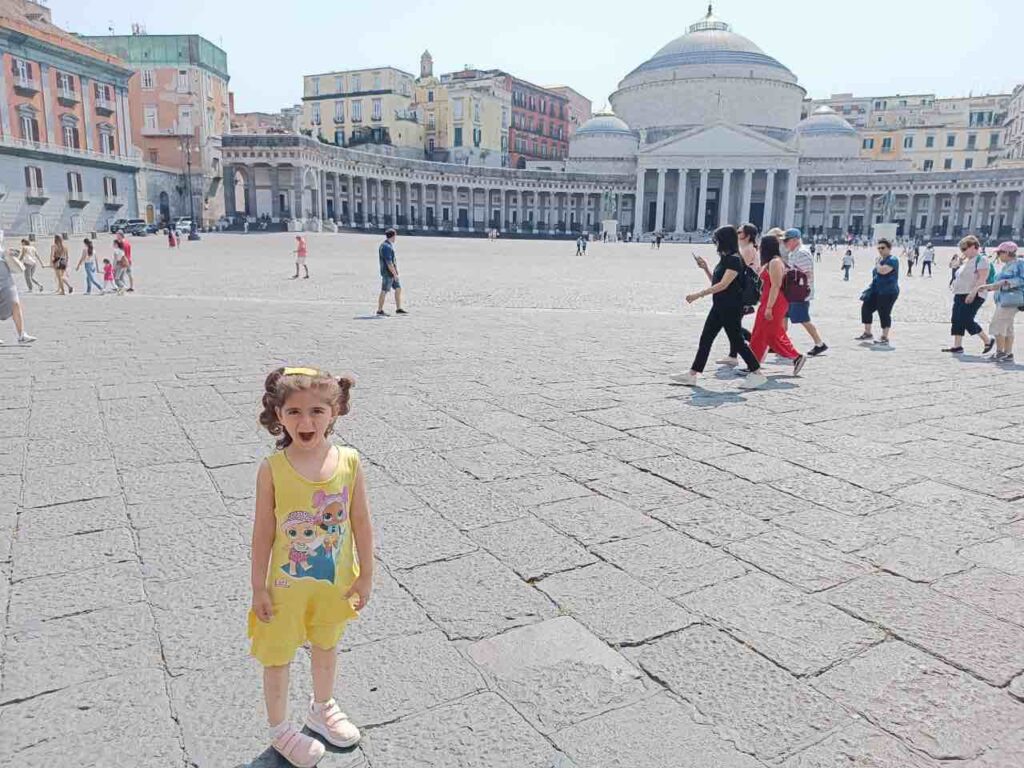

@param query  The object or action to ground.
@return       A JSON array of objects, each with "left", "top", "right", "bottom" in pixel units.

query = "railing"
[
  {"left": 25, "top": 186, "right": 47, "bottom": 199},
  {"left": 141, "top": 123, "right": 193, "bottom": 137},
  {"left": 14, "top": 75, "right": 39, "bottom": 92},
  {"left": 94, "top": 96, "right": 115, "bottom": 113},
  {"left": 104, "top": 194, "right": 124, "bottom": 207},
  {"left": 0, "top": 134, "right": 141, "bottom": 166},
  {"left": 57, "top": 86, "right": 79, "bottom": 102}
]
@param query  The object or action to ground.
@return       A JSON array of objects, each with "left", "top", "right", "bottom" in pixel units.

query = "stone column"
[
  {"left": 319, "top": 171, "right": 328, "bottom": 220},
  {"left": 784, "top": 168, "right": 798, "bottom": 227},
  {"left": 293, "top": 167, "right": 304, "bottom": 220},
  {"left": 697, "top": 169, "right": 710, "bottom": 231},
  {"left": 1013, "top": 190, "right": 1024, "bottom": 239},
  {"left": 348, "top": 176, "right": 357, "bottom": 227},
  {"left": 270, "top": 166, "right": 281, "bottom": 219},
  {"left": 945, "top": 193, "right": 957, "bottom": 238},
  {"left": 993, "top": 190, "right": 1005, "bottom": 236},
  {"left": 763, "top": 169, "right": 776, "bottom": 229},
  {"left": 738, "top": 169, "right": 752, "bottom": 224},
  {"left": 634, "top": 169, "right": 645, "bottom": 234},
  {"left": 533, "top": 190, "right": 541, "bottom": 232},
  {"left": 970, "top": 191, "right": 982, "bottom": 231},
  {"left": 223, "top": 164, "right": 237, "bottom": 216},
  {"left": 821, "top": 195, "right": 832, "bottom": 234},
  {"left": 843, "top": 195, "right": 852, "bottom": 233},
  {"left": 654, "top": 169, "right": 667, "bottom": 233},
  {"left": 406, "top": 181, "right": 414, "bottom": 228},
  {"left": 674, "top": 169, "right": 688, "bottom": 233},
  {"left": 927, "top": 193, "right": 939, "bottom": 239},
  {"left": 718, "top": 168, "right": 732, "bottom": 227}
]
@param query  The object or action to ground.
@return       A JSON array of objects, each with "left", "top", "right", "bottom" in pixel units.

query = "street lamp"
[{"left": 178, "top": 132, "right": 202, "bottom": 240}]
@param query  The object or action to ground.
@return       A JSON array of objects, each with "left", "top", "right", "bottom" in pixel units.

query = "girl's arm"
[
  {"left": 250, "top": 461, "right": 276, "bottom": 618},
  {"left": 766, "top": 259, "right": 783, "bottom": 307},
  {"left": 344, "top": 462, "right": 375, "bottom": 610}
]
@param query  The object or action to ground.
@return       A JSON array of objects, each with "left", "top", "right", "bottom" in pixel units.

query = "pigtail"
[
  {"left": 337, "top": 375, "right": 355, "bottom": 417},
  {"left": 258, "top": 367, "right": 291, "bottom": 448}
]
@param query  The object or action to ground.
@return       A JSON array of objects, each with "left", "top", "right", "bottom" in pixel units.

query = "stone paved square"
[{"left": 2, "top": 231, "right": 1024, "bottom": 767}]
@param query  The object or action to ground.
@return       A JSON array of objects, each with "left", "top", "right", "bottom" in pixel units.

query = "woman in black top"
[{"left": 671, "top": 226, "right": 767, "bottom": 389}]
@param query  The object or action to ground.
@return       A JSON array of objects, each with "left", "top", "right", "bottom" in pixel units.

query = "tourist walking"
[
  {"left": 670, "top": 226, "right": 767, "bottom": 389},
  {"left": 906, "top": 246, "right": 917, "bottom": 277},
  {"left": 943, "top": 235, "right": 994, "bottom": 354},
  {"left": 0, "top": 252, "right": 36, "bottom": 345},
  {"left": 376, "top": 228, "right": 406, "bottom": 317},
  {"left": 718, "top": 222, "right": 759, "bottom": 367},
  {"left": 655, "top": 232, "right": 663, "bottom": 249},
  {"left": 748, "top": 234, "right": 806, "bottom": 375},
  {"left": 977, "top": 241, "right": 1024, "bottom": 363},
  {"left": 113, "top": 242, "right": 128, "bottom": 295},
  {"left": 922, "top": 243, "right": 934, "bottom": 276},
  {"left": 167, "top": 227, "right": 178, "bottom": 248},
  {"left": 75, "top": 238, "right": 104, "bottom": 294},
  {"left": 293, "top": 236, "right": 310, "bottom": 279},
  {"left": 856, "top": 238, "right": 900, "bottom": 346},
  {"left": 251, "top": 367, "right": 373, "bottom": 766},
  {"left": 50, "top": 235, "right": 73, "bottom": 294},
  {"left": 102, "top": 259, "right": 116, "bottom": 293},
  {"left": 781, "top": 228, "right": 828, "bottom": 356},
  {"left": 114, "top": 231, "right": 134, "bottom": 292},
  {"left": 842, "top": 248, "right": 854, "bottom": 281},
  {"left": 19, "top": 239, "right": 43, "bottom": 292}
]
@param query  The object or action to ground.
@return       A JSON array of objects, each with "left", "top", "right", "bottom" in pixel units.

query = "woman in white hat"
[{"left": 977, "top": 241, "right": 1024, "bottom": 363}]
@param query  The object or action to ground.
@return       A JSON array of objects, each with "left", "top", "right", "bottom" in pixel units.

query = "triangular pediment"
[{"left": 639, "top": 121, "right": 798, "bottom": 161}]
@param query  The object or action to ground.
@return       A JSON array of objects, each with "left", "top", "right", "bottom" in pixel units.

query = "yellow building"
[
  {"left": 300, "top": 67, "right": 423, "bottom": 156},
  {"left": 805, "top": 92, "right": 1010, "bottom": 173},
  {"left": 414, "top": 54, "right": 511, "bottom": 167}
]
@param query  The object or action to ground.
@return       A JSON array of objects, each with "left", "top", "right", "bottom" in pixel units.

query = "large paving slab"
[{"left": 5, "top": 231, "right": 1024, "bottom": 765}]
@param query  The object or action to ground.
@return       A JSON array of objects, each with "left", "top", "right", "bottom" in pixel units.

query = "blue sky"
[{"left": 55, "top": 0, "right": 1022, "bottom": 113}]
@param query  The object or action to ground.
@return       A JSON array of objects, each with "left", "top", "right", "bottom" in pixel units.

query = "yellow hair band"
[{"left": 283, "top": 367, "right": 320, "bottom": 377}]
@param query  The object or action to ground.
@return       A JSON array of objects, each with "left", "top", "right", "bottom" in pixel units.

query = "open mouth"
[{"left": 298, "top": 431, "right": 316, "bottom": 443}]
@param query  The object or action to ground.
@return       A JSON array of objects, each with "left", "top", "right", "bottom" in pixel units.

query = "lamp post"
[{"left": 178, "top": 132, "right": 202, "bottom": 241}]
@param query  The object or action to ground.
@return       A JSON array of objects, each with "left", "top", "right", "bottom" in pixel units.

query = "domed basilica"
[{"left": 224, "top": 6, "right": 1024, "bottom": 242}]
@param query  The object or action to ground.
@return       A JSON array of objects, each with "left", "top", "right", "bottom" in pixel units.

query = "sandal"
[
  {"left": 941, "top": 347, "right": 964, "bottom": 353},
  {"left": 983, "top": 339, "right": 995, "bottom": 354},
  {"left": 271, "top": 722, "right": 325, "bottom": 768}
]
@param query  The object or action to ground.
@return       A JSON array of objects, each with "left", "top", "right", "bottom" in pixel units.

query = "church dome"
[
  {"left": 610, "top": 5, "right": 805, "bottom": 142},
  {"left": 796, "top": 106, "right": 857, "bottom": 136},
  {"left": 796, "top": 106, "right": 859, "bottom": 158},
  {"left": 575, "top": 112, "right": 634, "bottom": 137},
  {"left": 628, "top": 9, "right": 795, "bottom": 81}
]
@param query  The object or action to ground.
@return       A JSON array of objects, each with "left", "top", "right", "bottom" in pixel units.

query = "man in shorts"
[
  {"left": 292, "top": 235, "right": 309, "bottom": 279},
  {"left": 114, "top": 231, "right": 134, "bottom": 292},
  {"left": 782, "top": 228, "right": 828, "bottom": 356},
  {"left": 377, "top": 228, "right": 406, "bottom": 316},
  {"left": 0, "top": 253, "right": 36, "bottom": 345}
]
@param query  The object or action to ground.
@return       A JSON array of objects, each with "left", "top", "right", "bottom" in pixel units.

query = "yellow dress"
[{"left": 248, "top": 446, "right": 361, "bottom": 666}]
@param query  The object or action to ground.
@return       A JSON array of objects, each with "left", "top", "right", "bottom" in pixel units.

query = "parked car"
[
  {"left": 108, "top": 218, "right": 130, "bottom": 233},
  {"left": 172, "top": 217, "right": 193, "bottom": 234},
  {"left": 145, "top": 223, "right": 162, "bottom": 234},
  {"left": 123, "top": 219, "right": 148, "bottom": 236}
]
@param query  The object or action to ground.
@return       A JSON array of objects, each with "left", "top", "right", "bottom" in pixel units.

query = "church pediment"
[{"left": 639, "top": 121, "right": 798, "bottom": 162}]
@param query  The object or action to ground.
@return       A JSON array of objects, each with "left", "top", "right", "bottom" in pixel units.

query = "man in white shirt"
[{"left": 782, "top": 228, "right": 828, "bottom": 356}]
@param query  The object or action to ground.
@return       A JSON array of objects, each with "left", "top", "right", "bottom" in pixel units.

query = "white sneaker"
[
  {"left": 716, "top": 357, "right": 739, "bottom": 367},
  {"left": 669, "top": 371, "right": 699, "bottom": 386},
  {"left": 18, "top": 334, "right": 36, "bottom": 344},
  {"left": 738, "top": 371, "right": 768, "bottom": 389}
]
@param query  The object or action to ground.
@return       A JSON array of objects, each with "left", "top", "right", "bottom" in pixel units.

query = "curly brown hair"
[{"left": 258, "top": 367, "right": 354, "bottom": 449}]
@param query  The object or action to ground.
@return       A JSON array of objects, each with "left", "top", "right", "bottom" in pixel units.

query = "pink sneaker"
[
  {"left": 271, "top": 722, "right": 325, "bottom": 768},
  {"left": 305, "top": 698, "right": 361, "bottom": 748}
]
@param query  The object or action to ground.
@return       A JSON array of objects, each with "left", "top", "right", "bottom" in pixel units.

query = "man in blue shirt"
[{"left": 377, "top": 228, "right": 406, "bottom": 317}]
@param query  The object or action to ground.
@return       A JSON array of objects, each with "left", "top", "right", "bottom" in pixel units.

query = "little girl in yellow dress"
[{"left": 249, "top": 367, "right": 374, "bottom": 767}]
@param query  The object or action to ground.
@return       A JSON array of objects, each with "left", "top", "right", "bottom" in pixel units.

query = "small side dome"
[
  {"left": 796, "top": 105, "right": 857, "bottom": 136},
  {"left": 575, "top": 110, "right": 634, "bottom": 137}
]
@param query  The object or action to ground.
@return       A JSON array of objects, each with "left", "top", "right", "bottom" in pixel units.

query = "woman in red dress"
[{"left": 748, "top": 234, "right": 806, "bottom": 376}]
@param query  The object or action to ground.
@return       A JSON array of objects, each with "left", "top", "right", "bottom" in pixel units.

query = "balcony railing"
[
  {"left": 67, "top": 191, "right": 89, "bottom": 208},
  {"left": 57, "top": 86, "right": 80, "bottom": 104},
  {"left": 94, "top": 96, "right": 116, "bottom": 115},
  {"left": 0, "top": 134, "right": 141, "bottom": 166},
  {"left": 141, "top": 122, "right": 194, "bottom": 137},
  {"left": 25, "top": 186, "right": 48, "bottom": 202},
  {"left": 103, "top": 194, "right": 124, "bottom": 208},
  {"left": 14, "top": 75, "right": 39, "bottom": 94}
]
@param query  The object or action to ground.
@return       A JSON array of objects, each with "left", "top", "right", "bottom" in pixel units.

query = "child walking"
[
  {"left": 102, "top": 259, "right": 116, "bottom": 293},
  {"left": 293, "top": 236, "right": 309, "bottom": 279},
  {"left": 250, "top": 367, "right": 373, "bottom": 767}
]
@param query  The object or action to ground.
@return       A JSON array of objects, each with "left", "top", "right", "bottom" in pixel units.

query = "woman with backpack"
[
  {"left": 50, "top": 235, "right": 73, "bottom": 295},
  {"left": 856, "top": 238, "right": 900, "bottom": 346},
  {"left": 671, "top": 226, "right": 767, "bottom": 389},
  {"left": 943, "top": 235, "right": 995, "bottom": 354},
  {"left": 748, "top": 234, "right": 805, "bottom": 375},
  {"left": 977, "top": 241, "right": 1023, "bottom": 363},
  {"left": 717, "top": 222, "right": 760, "bottom": 367}
]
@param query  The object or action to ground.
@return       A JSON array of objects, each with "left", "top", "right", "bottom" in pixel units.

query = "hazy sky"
[{"left": 55, "top": 0, "right": 1022, "bottom": 113}]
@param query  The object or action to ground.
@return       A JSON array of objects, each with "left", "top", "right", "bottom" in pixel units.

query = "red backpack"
[{"left": 782, "top": 265, "right": 810, "bottom": 302}]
